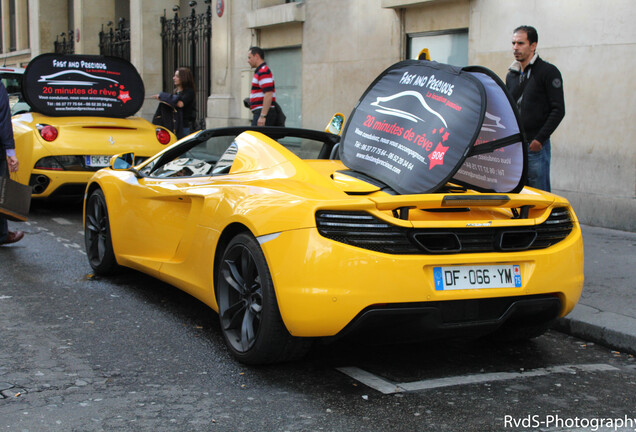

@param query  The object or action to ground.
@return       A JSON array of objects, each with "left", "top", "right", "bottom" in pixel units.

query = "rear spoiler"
[{"left": 367, "top": 192, "right": 557, "bottom": 220}]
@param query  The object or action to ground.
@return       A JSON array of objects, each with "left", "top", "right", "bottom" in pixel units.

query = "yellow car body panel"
[
  {"left": 11, "top": 112, "right": 176, "bottom": 198},
  {"left": 262, "top": 221, "right": 583, "bottom": 336},
  {"left": 86, "top": 128, "right": 584, "bottom": 340}
]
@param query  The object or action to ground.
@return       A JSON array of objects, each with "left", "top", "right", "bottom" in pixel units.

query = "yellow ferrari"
[
  {"left": 11, "top": 113, "right": 174, "bottom": 198},
  {"left": 84, "top": 61, "right": 584, "bottom": 364},
  {"left": 9, "top": 54, "right": 176, "bottom": 199}
]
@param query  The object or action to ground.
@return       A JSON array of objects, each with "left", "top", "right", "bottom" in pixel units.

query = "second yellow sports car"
[
  {"left": 84, "top": 60, "right": 584, "bottom": 364},
  {"left": 11, "top": 54, "right": 176, "bottom": 198}
]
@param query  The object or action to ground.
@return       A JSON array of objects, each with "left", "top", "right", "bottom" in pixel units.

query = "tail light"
[
  {"left": 156, "top": 128, "right": 171, "bottom": 145},
  {"left": 37, "top": 124, "right": 58, "bottom": 141}
]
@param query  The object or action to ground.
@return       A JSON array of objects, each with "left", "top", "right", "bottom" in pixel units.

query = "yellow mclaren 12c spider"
[{"left": 84, "top": 60, "right": 584, "bottom": 364}]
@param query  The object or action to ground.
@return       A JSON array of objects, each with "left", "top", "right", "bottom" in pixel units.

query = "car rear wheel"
[
  {"left": 85, "top": 189, "right": 119, "bottom": 275},
  {"left": 217, "top": 232, "right": 311, "bottom": 364}
]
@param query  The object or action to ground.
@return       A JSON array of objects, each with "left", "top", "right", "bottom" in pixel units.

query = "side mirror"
[
  {"left": 417, "top": 48, "right": 430, "bottom": 61},
  {"left": 325, "top": 113, "right": 345, "bottom": 135},
  {"left": 110, "top": 152, "right": 135, "bottom": 170}
]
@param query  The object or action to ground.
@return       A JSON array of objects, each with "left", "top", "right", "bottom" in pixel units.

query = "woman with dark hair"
[{"left": 153, "top": 67, "right": 196, "bottom": 138}]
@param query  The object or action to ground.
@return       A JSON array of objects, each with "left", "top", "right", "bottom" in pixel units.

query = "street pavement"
[
  {"left": 2, "top": 219, "right": 634, "bottom": 357},
  {"left": 553, "top": 224, "right": 636, "bottom": 355}
]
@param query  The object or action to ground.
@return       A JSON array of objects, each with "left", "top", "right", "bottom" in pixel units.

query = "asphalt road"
[{"left": 1, "top": 200, "right": 635, "bottom": 432}]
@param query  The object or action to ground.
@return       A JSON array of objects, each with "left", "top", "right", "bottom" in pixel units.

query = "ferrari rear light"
[
  {"left": 156, "top": 128, "right": 171, "bottom": 144},
  {"left": 37, "top": 124, "right": 58, "bottom": 141}
]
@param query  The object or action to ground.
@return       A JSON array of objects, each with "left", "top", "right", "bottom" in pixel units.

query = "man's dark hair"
[
  {"left": 249, "top": 46, "right": 265, "bottom": 60},
  {"left": 514, "top": 25, "right": 538, "bottom": 45}
]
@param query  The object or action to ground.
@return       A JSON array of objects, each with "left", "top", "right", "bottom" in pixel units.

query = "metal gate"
[
  {"left": 54, "top": 30, "right": 75, "bottom": 55},
  {"left": 160, "top": 4, "right": 212, "bottom": 131},
  {"left": 99, "top": 18, "right": 131, "bottom": 62}
]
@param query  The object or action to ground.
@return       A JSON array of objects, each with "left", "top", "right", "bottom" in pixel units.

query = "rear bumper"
[
  {"left": 332, "top": 294, "right": 561, "bottom": 343},
  {"left": 261, "top": 223, "right": 584, "bottom": 337},
  {"left": 29, "top": 170, "right": 96, "bottom": 198}
]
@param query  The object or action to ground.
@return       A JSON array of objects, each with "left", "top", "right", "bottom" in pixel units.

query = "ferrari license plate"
[
  {"left": 434, "top": 265, "right": 522, "bottom": 290},
  {"left": 86, "top": 155, "right": 111, "bottom": 167}
]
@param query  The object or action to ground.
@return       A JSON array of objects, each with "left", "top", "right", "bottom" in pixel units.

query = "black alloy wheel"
[
  {"left": 84, "top": 189, "right": 119, "bottom": 275},
  {"left": 217, "top": 232, "right": 311, "bottom": 364}
]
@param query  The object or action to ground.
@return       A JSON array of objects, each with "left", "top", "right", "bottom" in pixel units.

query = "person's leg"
[
  {"left": 526, "top": 140, "right": 550, "bottom": 192},
  {"left": 251, "top": 109, "right": 261, "bottom": 126},
  {"left": 0, "top": 158, "right": 8, "bottom": 243}
]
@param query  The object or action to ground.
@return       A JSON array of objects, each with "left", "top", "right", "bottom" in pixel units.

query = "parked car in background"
[
  {"left": 8, "top": 55, "right": 176, "bottom": 199},
  {"left": 1, "top": 66, "right": 29, "bottom": 115}
]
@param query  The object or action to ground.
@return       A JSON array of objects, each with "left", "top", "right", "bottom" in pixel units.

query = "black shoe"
[{"left": 1, "top": 230, "right": 24, "bottom": 245}]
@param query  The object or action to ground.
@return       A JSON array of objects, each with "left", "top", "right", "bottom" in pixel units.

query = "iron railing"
[
  {"left": 53, "top": 30, "right": 75, "bottom": 55},
  {"left": 99, "top": 18, "right": 131, "bottom": 62}
]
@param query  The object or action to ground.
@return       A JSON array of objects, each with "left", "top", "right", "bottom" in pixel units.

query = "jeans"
[
  {"left": 527, "top": 138, "right": 551, "bottom": 192},
  {"left": 0, "top": 157, "right": 8, "bottom": 242}
]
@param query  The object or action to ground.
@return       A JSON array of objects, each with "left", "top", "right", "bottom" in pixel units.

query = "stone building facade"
[{"left": 1, "top": 0, "right": 634, "bottom": 230}]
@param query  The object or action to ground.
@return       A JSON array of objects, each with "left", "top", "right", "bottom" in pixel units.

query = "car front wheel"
[
  {"left": 85, "top": 189, "right": 119, "bottom": 275},
  {"left": 217, "top": 232, "right": 311, "bottom": 364}
]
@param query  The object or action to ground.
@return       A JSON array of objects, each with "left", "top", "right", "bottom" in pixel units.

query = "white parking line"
[
  {"left": 52, "top": 217, "right": 73, "bottom": 225},
  {"left": 337, "top": 367, "right": 403, "bottom": 394},
  {"left": 337, "top": 363, "right": 620, "bottom": 394}
]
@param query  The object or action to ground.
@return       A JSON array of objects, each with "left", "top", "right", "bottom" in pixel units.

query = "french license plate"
[
  {"left": 85, "top": 155, "right": 112, "bottom": 167},
  {"left": 433, "top": 265, "right": 522, "bottom": 290}
]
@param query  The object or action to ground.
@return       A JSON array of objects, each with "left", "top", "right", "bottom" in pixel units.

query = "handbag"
[
  {"left": 0, "top": 172, "right": 31, "bottom": 222},
  {"left": 273, "top": 102, "right": 286, "bottom": 126},
  {"left": 152, "top": 101, "right": 177, "bottom": 133}
]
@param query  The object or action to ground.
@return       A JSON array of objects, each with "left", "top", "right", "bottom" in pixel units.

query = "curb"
[{"left": 553, "top": 304, "right": 636, "bottom": 356}]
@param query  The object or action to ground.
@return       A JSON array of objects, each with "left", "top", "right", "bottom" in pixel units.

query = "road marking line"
[
  {"left": 52, "top": 218, "right": 72, "bottom": 225},
  {"left": 337, "top": 363, "right": 620, "bottom": 394},
  {"left": 336, "top": 367, "right": 403, "bottom": 394}
]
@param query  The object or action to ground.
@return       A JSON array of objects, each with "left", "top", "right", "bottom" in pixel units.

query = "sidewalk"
[{"left": 553, "top": 224, "right": 636, "bottom": 355}]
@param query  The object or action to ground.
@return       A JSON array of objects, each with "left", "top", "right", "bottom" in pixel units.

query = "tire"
[
  {"left": 217, "top": 232, "right": 311, "bottom": 364},
  {"left": 84, "top": 189, "right": 119, "bottom": 275}
]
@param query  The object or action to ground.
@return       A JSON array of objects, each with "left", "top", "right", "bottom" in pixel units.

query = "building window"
[
  {"left": 9, "top": 0, "right": 16, "bottom": 52},
  {"left": 265, "top": 47, "right": 302, "bottom": 128},
  {"left": 408, "top": 29, "right": 468, "bottom": 66}
]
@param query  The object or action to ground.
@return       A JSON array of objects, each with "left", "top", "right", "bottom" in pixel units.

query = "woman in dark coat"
[{"left": 153, "top": 67, "right": 196, "bottom": 139}]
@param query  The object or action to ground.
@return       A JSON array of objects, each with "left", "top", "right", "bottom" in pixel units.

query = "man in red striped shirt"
[{"left": 248, "top": 47, "right": 278, "bottom": 126}]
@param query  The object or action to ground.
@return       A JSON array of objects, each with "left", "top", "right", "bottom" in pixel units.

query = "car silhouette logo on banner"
[
  {"left": 37, "top": 70, "right": 120, "bottom": 86},
  {"left": 370, "top": 91, "right": 448, "bottom": 126},
  {"left": 22, "top": 54, "right": 145, "bottom": 118},
  {"left": 339, "top": 60, "right": 526, "bottom": 194}
]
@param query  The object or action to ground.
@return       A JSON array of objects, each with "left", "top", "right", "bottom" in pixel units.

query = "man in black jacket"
[{"left": 506, "top": 25, "right": 565, "bottom": 192}]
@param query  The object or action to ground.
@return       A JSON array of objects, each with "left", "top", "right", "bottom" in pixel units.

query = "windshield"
[{"left": 1, "top": 72, "right": 30, "bottom": 115}]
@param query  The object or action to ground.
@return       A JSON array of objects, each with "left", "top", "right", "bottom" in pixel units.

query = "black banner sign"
[
  {"left": 453, "top": 67, "right": 525, "bottom": 193},
  {"left": 22, "top": 54, "right": 144, "bottom": 118},
  {"left": 340, "top": 60, "right": 526, "bottom": 194}
]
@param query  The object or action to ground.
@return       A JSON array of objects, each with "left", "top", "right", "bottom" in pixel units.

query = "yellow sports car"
[
  {"left": 84, "top": 61, "right": 584, "bottom": 364},
  {"left": 10, "top": 54, "right": 175, "bottom": 198}
]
